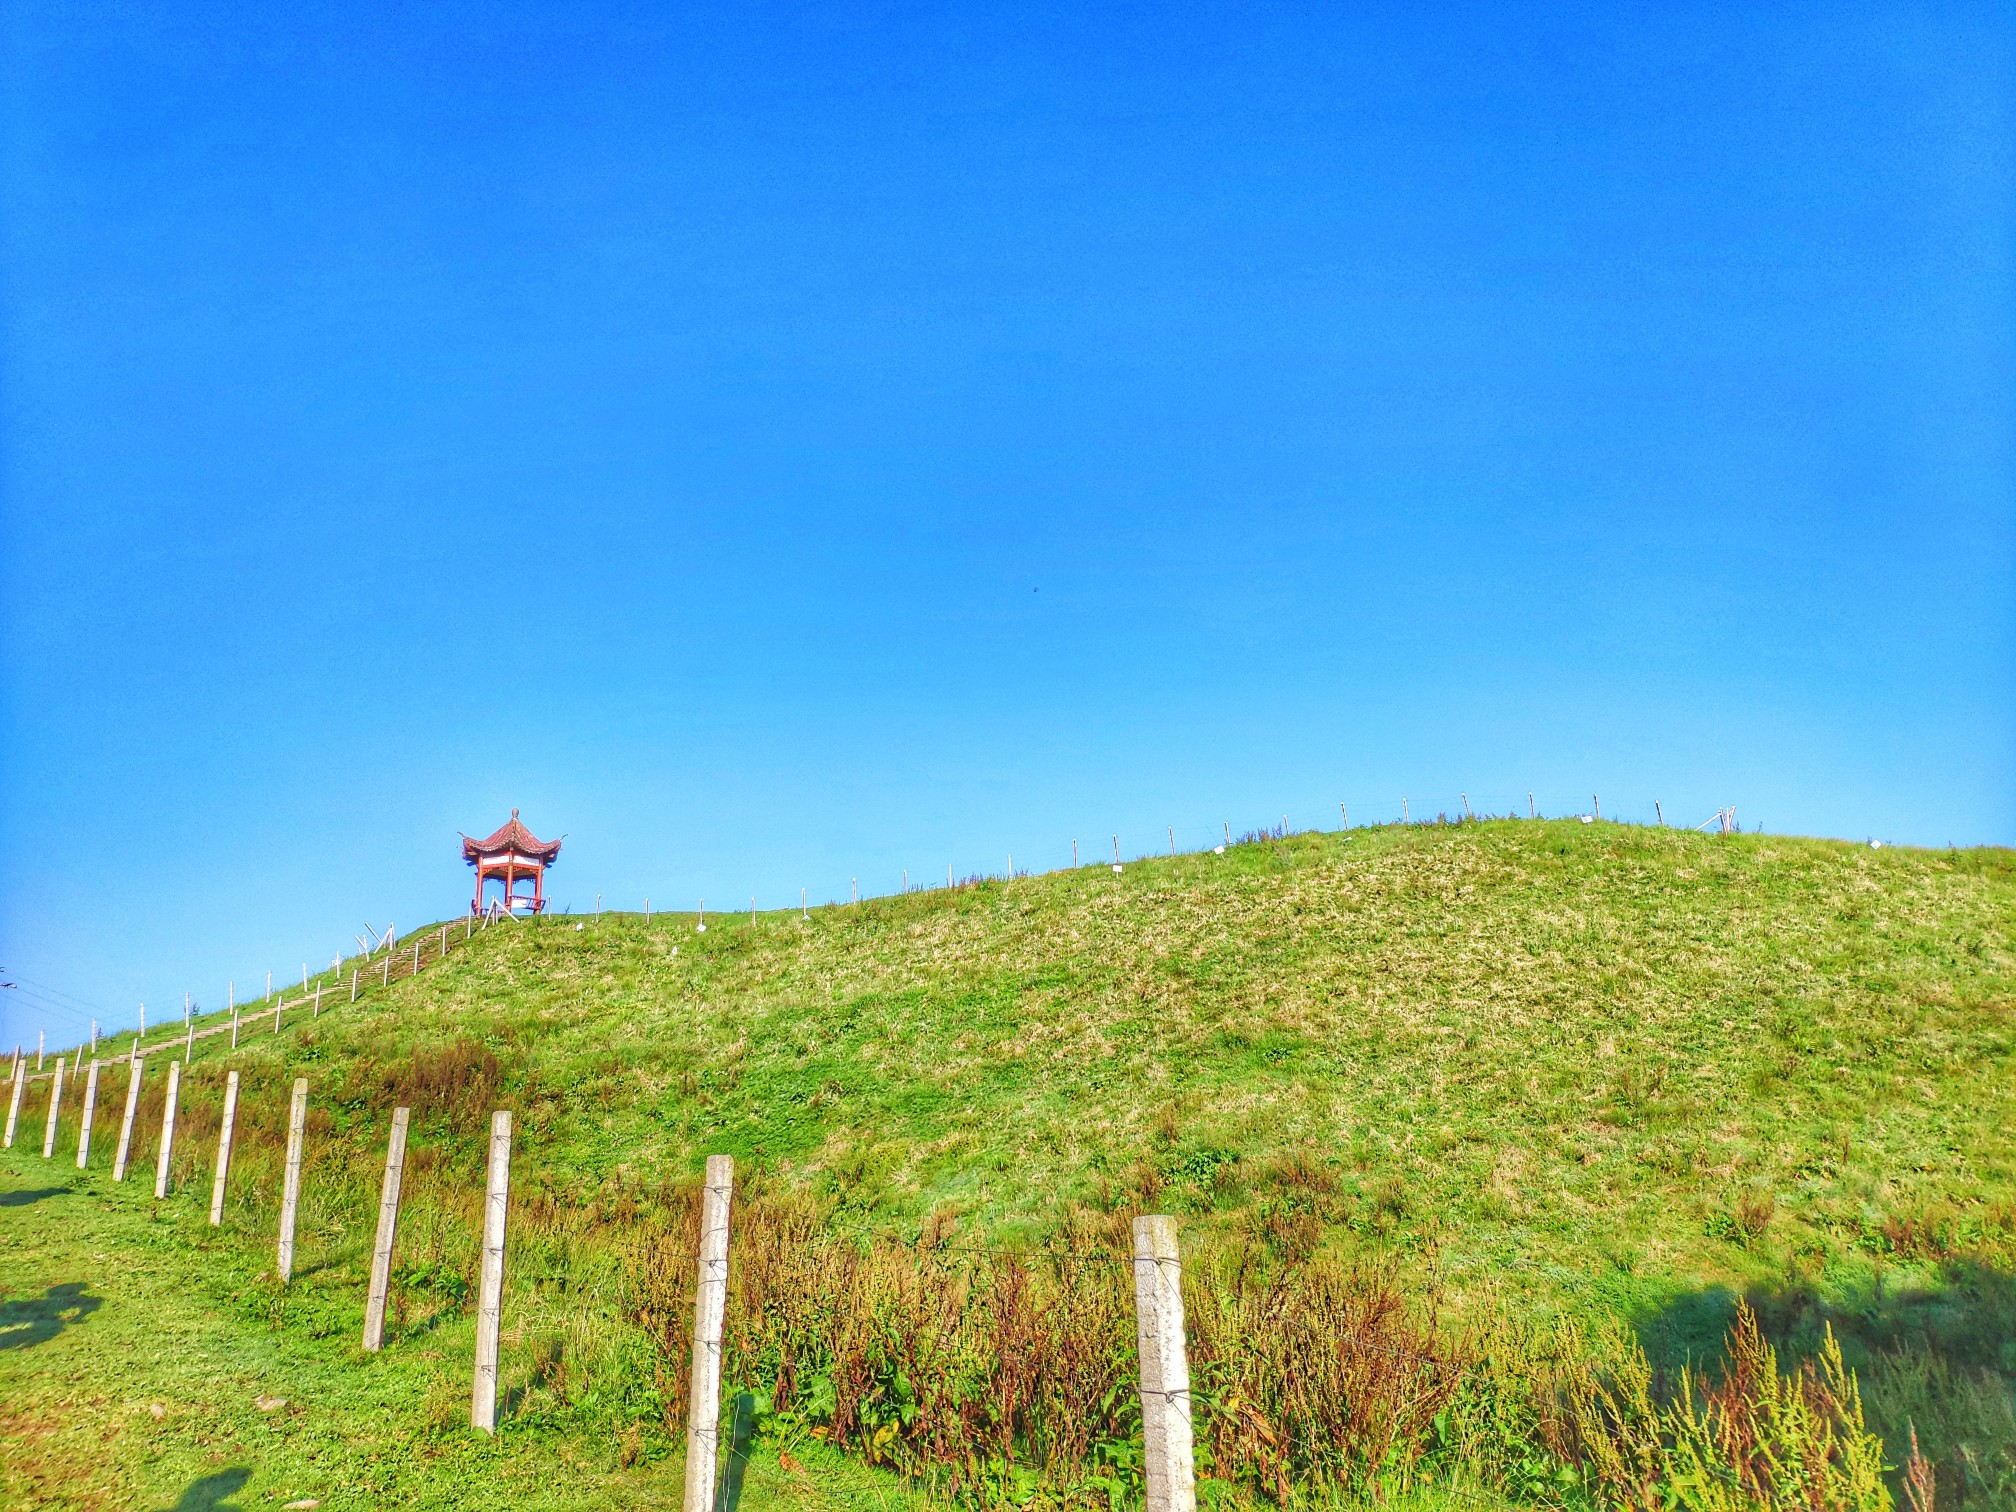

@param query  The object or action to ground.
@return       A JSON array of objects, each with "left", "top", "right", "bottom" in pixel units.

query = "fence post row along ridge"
[
  {"left": 6, "top": 790, "right": 1736, "bottom": 1116},
  {"left": 13, "top": 1039, "right": 1201, "bottom": 1499}
]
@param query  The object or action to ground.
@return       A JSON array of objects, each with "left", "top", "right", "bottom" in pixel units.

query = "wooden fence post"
[
  {"left": 154, "top": 1060, "right": 182, "bottom": 1198},
  {"left": 209, "top": 1071, "right": 240, "bottom": 1225},
  {"left": 77, "top": 1061, "right": 101, "bottom": 1168},
  {"left": 362, "top": 1107, "right": 411, "bottom": 1351},
  {"left": 471, "top": 1110, "right": 514, "bottom": 1432},
  {"left": 684, "top": 1155, "right": 736, "bottom": 1512},
  {"left": 114, "top": 1058, "right": 143, "bottom": 1180},
  {"left": 4, "top": 1055, "right": 23, "bottom": 1148},
  {"left": 273, "top": 992, "right": 283, "bottom": 1035},
  {"left": 41, "top": 1055, "right": 66, "bottom": 1158},
  {"left": 1132, "top": 1214, "right": 1196, "bottom": 1512},
  {"left": 276, "top": 1078, "right": 309, "bottom": 1280}
]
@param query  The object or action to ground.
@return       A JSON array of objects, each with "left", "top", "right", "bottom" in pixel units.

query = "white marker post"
[
  {"left": 471, "top": 1110, "right": 513, "bottom": 1432},
  {"left": 76, "top": 1060, "right": 101, "bottom": 1168},
  {"left": 41, "top": 1055, "right": 65, "bottom": 1158},
  {"left": 154, "top": 1059, "right": 181, "bottom": 1198},
  {"left": 113, "top": 1059, "right": 143, "bottom": 1180},
  {"left": 684, "top": 1155, "right": 736, "bottom": 1512},
  {"left": 361, "top": 1107, "right": 411, "bottom": 1351},
  {"left": 276, "top": 1078, "right": 309, "bottom": 1280},
  {"left": 3, "top": 1056, "right": 23, "bottom": 1149},
  {"left": 1132, "top": 1215, "right": 1197, "bottom": 1512},
  {"left": 208, "top": 1071, "right": 240, "bottom": 1225}
]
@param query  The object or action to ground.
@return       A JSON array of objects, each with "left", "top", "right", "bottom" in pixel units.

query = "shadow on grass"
[
  {"left": 1639, "top": 1260, "right": 2016, "bottom": 1509},
  {"left": 0, "top": 1281, "right": 102, "bottom": 1349},
  {"left": 1635, "top": 1259, "right": 2016, "bottom": 1375},
  {"left": 718, "top": 1390, "right": 756, "bottom": 1512},
  {"left": 163, "top": 1468, "right": 251, "bottom": 1509},
  {"left": 390, "top": 1303, "right": 457, "bottom": 1345},
  {"left": 0, "top": 1186, "right": 69, "bottom": 1207}
]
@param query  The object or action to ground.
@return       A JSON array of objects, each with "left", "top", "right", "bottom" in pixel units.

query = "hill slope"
[
  {"left": 8, "top": 818, "right": 2015, "bottom": 1509},
  {"left": 336, "top": 819, "right": 2012, "bottom": 1305}
]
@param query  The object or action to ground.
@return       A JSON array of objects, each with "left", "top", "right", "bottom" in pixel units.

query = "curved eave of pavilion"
[{"left": 467, "top": 851, "right": 561, "bottom": 871}]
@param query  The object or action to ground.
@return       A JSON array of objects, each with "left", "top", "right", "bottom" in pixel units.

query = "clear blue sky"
[{"left": 2, "top": 3, "right": 2011, "bottom": 1050}]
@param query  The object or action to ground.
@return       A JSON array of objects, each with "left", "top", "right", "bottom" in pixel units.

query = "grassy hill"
[{"left": 6, "top": 818, "right": 2015, "bottom": 1509}]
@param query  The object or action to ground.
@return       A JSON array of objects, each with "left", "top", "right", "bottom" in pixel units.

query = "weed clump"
[{"left": 620, "top": 1192, "right": 1900, "bottom": 1509}]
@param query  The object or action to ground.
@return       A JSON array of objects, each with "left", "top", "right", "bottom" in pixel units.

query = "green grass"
[
  {"left": 0, "top": 1164, "right": 945, "bottom": 1510},
  {"left": 6, "top": 818, "right": 2015, "bottom": 1507}
]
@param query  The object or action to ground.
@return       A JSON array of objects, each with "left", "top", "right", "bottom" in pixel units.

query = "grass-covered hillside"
[
  {"left": 334, "top": 818, "right": 2009, "bottom": 1299},
  {"left": 6, "top": 818, "right": 2015, "bottom": 1510}
]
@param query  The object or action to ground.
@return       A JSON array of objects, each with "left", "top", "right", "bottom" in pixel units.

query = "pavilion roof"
[{"left": 461, "top": 810, "right": 562, "bottom": 864}]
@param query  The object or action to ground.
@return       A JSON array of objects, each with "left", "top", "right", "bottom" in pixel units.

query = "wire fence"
[
  {"left": 8, "top": 797, "right": 1756, "bottom": 1080},
  {"left": 6, "top": 916, "right": 483, "bottom": 1085}
]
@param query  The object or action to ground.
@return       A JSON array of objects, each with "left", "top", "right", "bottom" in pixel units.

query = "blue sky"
[{"left": 2, "top": 3, "right": 2010, "bottom": 1049}]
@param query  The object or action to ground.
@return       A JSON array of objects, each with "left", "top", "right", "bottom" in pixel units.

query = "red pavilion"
[{"left": 462, "top": 810, "right": 563, "bottom": 915}]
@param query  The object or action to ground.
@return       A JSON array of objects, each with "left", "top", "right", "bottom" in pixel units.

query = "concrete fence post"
[
  {"left": 471, "top": 1110, "right": 514, "bottom": 1432},
  {"left": 4, "top": 1056, "right": 24, "bottom": 1148},
  {"left": 1132, "top": 1214, "right": 1197, "bottom": 1512},
  {"left": 273, "top": 993, "right": 283, "bottom": 1035},
  {"left": 684, "top": 1154, "right": 736, "bottom": 1512},
  {"left": 276, "top": 1078, "right": 309, "bottom": 1280},
  {"left": 154, "top": 1060, "right": 182, "bottom": 1198},
  {"left": 361, "top": 1106, "right": 411, "bottom": 1351},
  {"left": 209, "top": 1071, "right": 240, "bottom": 1225},
  {"left": 114, "top": 1059, "right": 143, "bottom": 1180},
  {"left": 77, "top": 1060, "right": 101, "bottom": 1168},
  {"left": 41, "top": 1055, "right": 66, "bottom": 1158}
]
